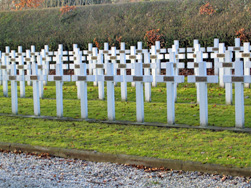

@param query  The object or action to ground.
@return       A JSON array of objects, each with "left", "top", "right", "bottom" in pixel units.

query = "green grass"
[
  {"left": 0, "top": 82, "right": 251, "bottom": 168},
  {"left": 0, "top": 116, "right": 250, "bottom": 168},
  {"left": 0, "top": 82, "right": 251, "bottom": 127}
]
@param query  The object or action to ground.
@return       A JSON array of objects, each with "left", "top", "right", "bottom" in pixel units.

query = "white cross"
[
  {"left": 91, "top": 48, "right": 99, "bottom": 86},
  {"left": 40, "top": 49, "right": 52, "bottom": 86},
  {"left": 9, "top": 51, "right": 24, "bottom": 115},
  {"left": 143, "top": 52, "right": 151, "bottom": 102},
  {"left": 48, "top": 54, "right": 71, "bottom": 118},
  {"left": 188, "top": 51, "right": 218, "bottom": 127},
  {"left": 54, "top": 44, "right": 69, "bottom": 56},
  {"left": 103, "top": 43, "right": 110, "bottom": 75},
  {"left": 83, "top": 43, "right": 94, "bottom": 75},
  {"left": 25, "top": 58, "right": 46, "bottom": 116},
  {"left": 163, "top": 51, "right": 184, "bottom": 102},
  {"left": 227, "top": 38, "right": 243, "bottom": 62},
  {"left": 51, "top": 53, "right": 69, "bottom": 73},
  {"left": 36, "top": 55, "right": 45, "bottom": 99},
  {"left": 0, "top": 54, "right": 8, "bottom": 97},
  {"left": 155, "top": 59, "right": 185, "bottom": 124},
  {"left": 217, "top": 50, "right": 234, "bottom": 105},
  {"left": 15, "top": 50, "right": 26, "bottom": 98},
  {"left": 187, "top": 39, "right": 206, "bottom": 53},
  {"left": 118, "top": 63, "right": 152, "bottom": 122},
  {"left": 136, "top": 41, "right": 148, "bottom": 54},
  {"left": 5, "top": 46, "right": 11, "bottom": 76},
  {"left": 236, "top": 42, "right": 251, "bottom": 88},
  {"left": 107, "top": 47, "right": 119, "bottom": 86},
  {"left": 223, "top": 61, "right": 251, "bottom": 128},
  {"left": 69, "top": 51, "right": 87, "bottom": 99},
  {"left": 104, "top": 63, "right": 123, "bottom": 121},
  {"left": 44, "top": 45, "right": 54, "bottom": 56},
  {"left": 187, "top": 45, "right": 212, "bottom": 103},
  {"left": 25, "top": 50, "right": 33, "bottom": 86},
  {"left": 207, "top": 38, "right": 219, "bottom": 75},
  {"left": 116, "top": 42, "right": 130, "bottom": 55},
  {"left": 134, "top": 62, "right": 144, "bottom": 122},
  {"left": 155, "top": 41, "right": 166, "bottom": 77},
  {"left": 155, "top": 41, "right": 167, "bottom": 54},
  {"left": 167, "top": 40, "right": 186, "bottom": 54},
  {"left": 96, "top": 52, "right": 105, "bottom": 100},
  {"left": 72, "top": 63, "right": 95, "bottom": 119},
  {"left": 211, "top": 43, "right": 227, "bottom": 87},
  {"left": 150, "top": 46, "right": 164, "bottom": 87},
  {"left": 126, "top": 46, "right": 143, "bottom": 87},
  {"left": 119, "top": 42, "right": 128, "bottom": 101}
]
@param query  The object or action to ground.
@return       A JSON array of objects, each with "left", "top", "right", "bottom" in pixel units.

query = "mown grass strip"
[{"left": 0, "top": 116, "right": 250, "bottom": 168}]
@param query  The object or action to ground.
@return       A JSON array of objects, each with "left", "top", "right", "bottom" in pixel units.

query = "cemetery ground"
[{"left": 0, "top": 81, "right": 251, "bottom": 171}]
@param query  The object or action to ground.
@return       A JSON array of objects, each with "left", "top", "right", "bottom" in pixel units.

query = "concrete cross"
[
  {"left": 107, "top": 47, "right": 119, "bottom": 86},
  {"left": 217, "top": 50, "right": 234, "bottom": 105},
  {"left": 25, "top": 56, "right": 46, "bottom": 116},
  {"left": 155, "top": 41, "right": 167, "bottom": 54},
  {"left": 126, "top": 46, "right": 144, "bottom": 87},
  {"left": 210, "top": 43, "right": 228, "bottom": 87},
  {"left": 207, "top": 38, "right": 220, "bottom": 75},
  {"left": 83, "top": 43, "right": 94, "bottom": 75},
  {"left": 44, "top": 45, "right": 54, "bottom": 56},
  {"left": 70, "top": 50, "right": 85, "bottom": 99},
  {"left": 116, "top": 42, "right": 130, "bottom": 55},
  {"left": 167, "top": 40, "right": 186, "bottom": 54},
  {"left": 227, "top": 38, "right": 243, "bottom": 62},
  {"left": 223, "top": 60, "right": 251, "bottom": 128},
  {"left": 187, "top": 45, "right": 212, "bottom": 103},
  {"left": 72, "top": 61, "right": 95, "bottom": 119},
  {"left": 188, "top": 51, "right": 218, "bottom": 127},
  {"left": 236, "top": 42, "right": 251, "bottom": 88},
  {"left": 40, "top": 49, "right": 52, "bottom": 86},
  {"left": 163, "top": 50, "right": 185, "bottom": 102},
  {"left": 9, "top": 51, "right": 24, "bottom": 115},
  {"left": 25, "top": 50, "right": 33, "bottom": 86},
  {"left": 143, "top": 52, "right": 151, "bottom": 102},
  {"left": 187, "top": 39, "right": 206, "bottom": 53},
  {"left": 16, "top": 50, "right": 26, "bottom": 98},
  {"left": 0, "top": 54, "right": 8, "bottom": 97},
  {"left": 36, "top": 55, "right": 45, "bottom": 98},
  {"left": 48, "top": 54, "right": 71, "bottom": 118},
  {"left": 118, "top": 42, "right": 128, "bottom": 101},
  {"left": 136, "top": 41, "right": 148, "bottom": 54},
  {"left": 54, "top": 44, "right": 69, "bottom": 56},
  {"left": 155, "top": 53, "right": 185, "bottom": 124},
  {"left": 150, "top": 46, "right": 164, "bottom": 87},
  {"left": 104, "top": 62, "right": 123, "bottom": 121},
  {"left": 10, "top": 50, "right": 25, "bottom": 98}
]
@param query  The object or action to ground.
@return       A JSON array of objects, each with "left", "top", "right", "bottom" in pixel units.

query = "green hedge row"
[{"left": 0, "top": 0, "right": 251, "bottom": 51}]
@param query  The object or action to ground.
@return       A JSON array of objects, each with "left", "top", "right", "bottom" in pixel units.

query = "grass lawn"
[
  {"left": 0, "top": 116, "right": 250, "bottom": 168},
  {"left": 1, "top": 81, "right": 251, "bottom": 127},
  {"left": 0, "top": 81, "right": 251, "bottom": 168}
]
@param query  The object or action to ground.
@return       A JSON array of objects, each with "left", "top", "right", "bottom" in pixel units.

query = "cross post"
[
  {"left": 188, "top": 51, "right": 218, "bottom": 127},
  {"left": 1, "top": 54, "right": 8, "bottom": 97}
]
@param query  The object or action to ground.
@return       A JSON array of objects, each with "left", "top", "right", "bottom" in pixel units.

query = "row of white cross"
[
  {"left": 2, "top": 45, "right": 251, "bottom": 128},
  {"left": 0, "top": 42, "right": 250, "bottom": 129}
]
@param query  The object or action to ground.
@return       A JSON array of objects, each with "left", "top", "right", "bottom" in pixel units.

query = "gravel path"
[{"left": 0, "top": 151, "right": 250, "bottom": 188}]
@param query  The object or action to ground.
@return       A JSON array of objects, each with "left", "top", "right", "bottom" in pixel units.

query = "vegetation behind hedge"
[{"left": 0, "top": 0, "right": 251, "bottom": 51}]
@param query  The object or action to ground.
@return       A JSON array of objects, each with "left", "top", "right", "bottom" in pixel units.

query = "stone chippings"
[{"left": 0, "top": 152, "right": 250, "bottom": 188}]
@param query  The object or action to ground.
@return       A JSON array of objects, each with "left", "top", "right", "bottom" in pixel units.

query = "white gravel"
[{"left": 0, "top": 151, "right": 250, "bottom": 188}]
